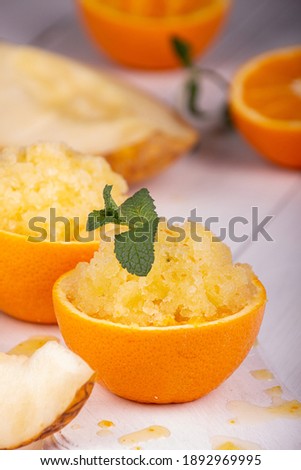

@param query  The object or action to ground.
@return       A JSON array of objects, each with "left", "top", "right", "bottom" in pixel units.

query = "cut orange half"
[
  {"left": 76, "top": 0, "right": 231, "bottom": 69},
  {"left": 54, "top": 272, "right": 266, "bottom": 404},
  {"left": 0, "top": 231, "right": 98, "bottom": 324},
  {"left": 230, "top": 46, "right": 301, "bottom": 168}
]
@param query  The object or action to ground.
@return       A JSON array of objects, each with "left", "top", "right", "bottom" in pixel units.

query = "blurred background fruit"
[
  {"left": 0, "top": 43, "right": 197, "bottom": 183},
  {"left": 104, "top": 0, "right": 207, "bottom": 16},
  {"left": 230, "top": 46, "right": 301, "bottom": 169},
  {"left": 76, "top": 0, "right": 231, "bottom": 69}
]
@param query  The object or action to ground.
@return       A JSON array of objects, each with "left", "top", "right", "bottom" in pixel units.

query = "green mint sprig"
[
  {"left": 86, "top": 185, "right": 159, "bottom": 277},
  {"left": 171, "top": 36, "right": 233, "bottom": 128}
]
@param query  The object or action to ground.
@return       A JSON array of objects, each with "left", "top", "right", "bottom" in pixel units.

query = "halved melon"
[{"left": 0, "top": 43, "right": 197, "bottom": 183}]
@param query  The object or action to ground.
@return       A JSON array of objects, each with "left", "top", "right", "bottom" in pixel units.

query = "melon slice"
[
  {"left": 0, "top": 341, "right": 95, "bottom": 449},
  {"left": 0, "top": 42, "right": 197, "bottom": 183}
]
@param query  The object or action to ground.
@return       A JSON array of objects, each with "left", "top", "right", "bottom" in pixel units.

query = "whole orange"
[
  {"left": 230, "top": 46, "right": 301, "bottom": 169},
  {"left": 76, "top": 0, "right": 231, "bottom": 69},
  {"left": 0, "top": 231, "right": 98, "bottom": 324},
  {"left": 54, "top": 273, "right": 266, "bottom": 404}
]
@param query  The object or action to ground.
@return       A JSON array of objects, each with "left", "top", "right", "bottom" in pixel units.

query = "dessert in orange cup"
[
  {"left": 54, "top": 217, "right": 266, "bottom": 403},
  {"left": 0, "top": 142, "right": 127, "bottom": 323}
]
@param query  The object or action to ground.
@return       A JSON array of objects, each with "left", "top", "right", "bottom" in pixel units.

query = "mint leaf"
[
  {"left": 120, "top": 188, "right": 158, "bottom": 231},
  {"left": 171, "top": 36, "right": 204, "bottom": 117},
  {"left": 171, "top": 37, "right": 232, "bottom": 128},
  {"left": 103, "top": 184, "right": 118, "bottom": 212},
  {"left": 86, "top": 185, "right": 159, "bottom": 276},
  {"left": 115, "top": 189, "right": 159, "bottom": 276},
  {"left": 115, "top": 230, "right": 155, "bottom": 276},
  {"left": 186, "top": 76, "right": 205, "bottom": 118},
  {"left": 171, "top": 36, "right": 193, "bottom": 67},
  {"left": 86, "top": 185, "right": 123, "bottom": 231},
  {"left": 86, "top": 209, "right": 106, "bottom": 231}
]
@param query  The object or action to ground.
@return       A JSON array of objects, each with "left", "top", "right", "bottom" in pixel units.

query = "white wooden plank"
[
  {"left": 142, "top": 132, "right": 300, "bottom": 257},
  {"left": 236, "top": 185, "right": 301, "bottom": 399},
  {"left": 1, "top": 314, "right": 300, "bottom": 450},
  {"left": 202, "top": 0, "right": 301, "bottom": 70},
  {"left": 0, "top": 0, "right": 71, "bottom": 43}
]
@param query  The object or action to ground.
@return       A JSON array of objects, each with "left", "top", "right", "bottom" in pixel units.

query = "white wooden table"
[{"left": 0, "top": 0, "right": 301, "bottom": 450}]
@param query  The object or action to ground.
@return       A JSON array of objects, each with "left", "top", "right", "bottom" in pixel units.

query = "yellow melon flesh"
[{"left": 0, "top": 341, "right": 95, "bottom": 449}]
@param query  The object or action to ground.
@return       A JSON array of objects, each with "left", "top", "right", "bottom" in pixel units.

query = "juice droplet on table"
[
  {"left": 98, "top": 420, "right": 115, "bottom": 428},
  {"left": 71, "top": 423, "right": 81, "bottom": 430},
  {"left": 227, "top": 399, "right": 301, "bottom": 424},
  {"left": 119, "top": 426, "right": 170, "bottom": 446},
  {"left": 212, "top": 436, "right": 261, "bottom": 450},
  {"left": 264, "top": 385, "right": 283, "bottom": 404},
  {"left": 96, "top": 420, "right": 115, "bottom": 437},
  {"left": 250, "top": 369, "right": 274, "bottom": 381}
]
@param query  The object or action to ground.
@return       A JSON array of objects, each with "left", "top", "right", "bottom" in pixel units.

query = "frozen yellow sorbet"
[
  {"left": 0, "top": 142, "right": 127, "bottom": 241},
  {"left": 63, "top": 221, "right": 257, "bottom": 327}
]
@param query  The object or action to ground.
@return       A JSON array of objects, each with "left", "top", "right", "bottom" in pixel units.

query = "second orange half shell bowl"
[{"left": 54, "top": 273, "right": 266, "bottom": 404}]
